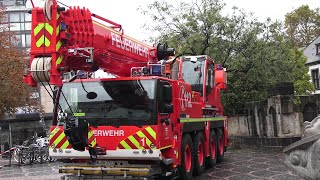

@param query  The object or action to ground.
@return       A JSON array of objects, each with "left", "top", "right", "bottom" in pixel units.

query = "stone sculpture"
[{"left": 283, "top": 115, "right": 320, "bottom": 180}]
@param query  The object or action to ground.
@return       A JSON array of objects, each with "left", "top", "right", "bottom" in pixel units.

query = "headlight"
[
  {"left": 142, "top": 149, "right": 147, "bottom": 154},
  {"left": 150, "top": 143, "right": 155, "bottom": 149}
]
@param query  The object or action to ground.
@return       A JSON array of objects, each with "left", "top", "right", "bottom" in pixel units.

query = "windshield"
[{"left": 58, "top": 79, "right": 156, "bottom": 126}]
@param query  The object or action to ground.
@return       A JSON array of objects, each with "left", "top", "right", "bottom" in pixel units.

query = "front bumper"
[{"left": 49, "top": 148, "right": 162, "bottom": 160}]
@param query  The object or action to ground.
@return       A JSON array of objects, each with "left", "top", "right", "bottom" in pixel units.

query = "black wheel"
[
  {"left": 36, "top": 154, "right": 43, "bottom": 163},
  {"left": 178, "top": 134, "right": 193, "bottom": 180},
  {"left": 22, "top": 151, "right": 32, "bottom": 164},
  {"left": 193, "top": 132, "right": 205, "bottom": 176},
  {"left": 216, "top": 129, "right": 225, "bottom": 163},
  {"left": 206, "top": 129, "right": 217, "bottom": 168},
  {"left": 42, "top": 148, "right": 49, "bottom": 162}
]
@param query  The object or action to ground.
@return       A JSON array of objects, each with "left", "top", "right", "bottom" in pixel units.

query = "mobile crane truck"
[{"left": 23, "top": 0, "right": 228, "bottom": 179}]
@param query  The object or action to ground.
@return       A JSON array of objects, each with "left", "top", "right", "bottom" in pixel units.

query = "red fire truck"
[{"left": 24, "top": 0, "right": 228, "bottom": 179}]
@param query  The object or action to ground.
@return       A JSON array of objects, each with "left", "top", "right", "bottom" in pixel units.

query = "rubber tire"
[
  {"left": 216, "top": 129, "right": 225, "bottom": 163},
  {"left": 206, "top": 130, "right": 217, "bottom": 168},
  {"left": 178, "top": 134, "right": 194, "bottom": 180},
  {"left": 193, "top": 132, "right": 206, "bottom": 176}
]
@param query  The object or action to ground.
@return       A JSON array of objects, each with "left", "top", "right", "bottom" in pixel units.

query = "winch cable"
[
  {"left": 30, "top": 10, "right": 75, "bottom": 114},
  {"left": 41, "top": 11, "right": 90, "bottom": 155},
  {"left": 43, "top": 17, "right": 74, "bottom": 116},
  {"left": 57, "top": 1, "right": 69, "bottom": 8},
  {"left": 29, "top": 1, "right": 96, "bottom": 159}
]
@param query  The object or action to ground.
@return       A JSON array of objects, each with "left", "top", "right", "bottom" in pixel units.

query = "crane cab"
[{"left": 165, "top": 55, "right": 227, "bottom": 109}]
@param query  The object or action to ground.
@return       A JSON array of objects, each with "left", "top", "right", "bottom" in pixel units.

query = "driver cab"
[{"left": 166, "top": 55, "right": 215, "bottom": 99}]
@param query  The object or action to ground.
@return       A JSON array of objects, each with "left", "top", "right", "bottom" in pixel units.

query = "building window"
[
  {"left": 311, "top": 69, "right": 320, "bottom": 90},
  {"left": 24, "top": 22, "right": 31, "bottom": 30},
  {"left": 10, "top": 22, "right": 21, "bottom": 31},
  {"left": 24, "top": 13, "right": 31, "bottom": 22},
  {"left": 26, "top": 33, "right": 30, "bottom": 47},
  {"left": 316, "top": 44, "right": 320, "bottom": 55},
  {"left": 15, "top": 0, "right": 25, "bottom": 6},
  {"left": 12, "top": 34, "right": 22, "bottom": 47},
  {"left": 9, "top": 13, "right": 20, "bottom": 22}
]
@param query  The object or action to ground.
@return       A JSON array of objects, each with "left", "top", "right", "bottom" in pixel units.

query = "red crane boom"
[{"left": 24, "top": 0, "right": 169, "bottom": 86}]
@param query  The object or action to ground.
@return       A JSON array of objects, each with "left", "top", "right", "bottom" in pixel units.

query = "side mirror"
[
  {"left": 163, "top": 84, "right": 172, "bottom": 102},
  {"left": 159, "top": 82, "right": 173, "bottom": 114}
]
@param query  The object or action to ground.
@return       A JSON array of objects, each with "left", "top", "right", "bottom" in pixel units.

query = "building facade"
[
  {"left": 304, "top": 36, "right": 320, "bottom": 94},
  {"left": 0, "top": 0, "right": 53, "bottom": 152}
]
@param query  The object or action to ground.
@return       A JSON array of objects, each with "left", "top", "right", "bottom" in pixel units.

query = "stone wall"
[{"left": 228, "top": 94, "right": 320, "bottom": 139}]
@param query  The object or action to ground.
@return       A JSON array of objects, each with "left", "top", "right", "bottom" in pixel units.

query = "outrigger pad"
[{"left": 64, "top": 117, "right": 88, "bottom": 151}]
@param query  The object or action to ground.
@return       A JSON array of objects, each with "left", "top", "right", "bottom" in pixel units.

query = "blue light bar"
[
  {"left": 151, "top": 65, "right": 162, "bottom": 76},
  {"left": 216, "top": 64, "right": 223, "bottom": 70}
]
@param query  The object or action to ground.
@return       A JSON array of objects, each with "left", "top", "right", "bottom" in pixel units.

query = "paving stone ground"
[
  {"left": 0, "top": 145, "right": 303, "bottom": 180},
  {"left": 193, "top": 145, "right": 303, "bottom": 180}
]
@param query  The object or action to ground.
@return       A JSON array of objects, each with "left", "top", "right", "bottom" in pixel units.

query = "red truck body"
[{"left": 23, "top": 1, "right": 228, "bottom": 179}]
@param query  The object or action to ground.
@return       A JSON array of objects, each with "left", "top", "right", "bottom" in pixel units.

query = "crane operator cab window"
[{"left": 182, "top": 56, "right": 205, "bottom": 95}]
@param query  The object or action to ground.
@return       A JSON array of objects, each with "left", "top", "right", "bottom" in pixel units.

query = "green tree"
[
  {"left": 142, "top": 0, "right": 314, "bottom": 115},
  {"left": 0, "top": 8, "right": 34, "bottom": 117},
  {"left": 285, "top": 5, "right": 320, "bottom": 48},
  {"left": 289, "top": 48, "right": 315, "bottom": 95}
]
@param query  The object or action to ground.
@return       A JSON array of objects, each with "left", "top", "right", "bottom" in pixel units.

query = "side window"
[
  {"left": 311, "top": 69, "right": 320, "bottom": 90},
  {"left": 206, "top": 64, "right": 214, "bottom": 96}
]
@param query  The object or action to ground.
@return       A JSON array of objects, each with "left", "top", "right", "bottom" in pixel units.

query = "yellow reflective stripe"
[
  {"left": 36, "top": 35, "right": 51, "bottom": 47},
  {"left": 56, "top": 13, "right": 60, "bottom": 20},
  {"left": 56, "top": 55, "right": 63, "bottom": 65},
  {"left": 137, "top": 131, "right": 151, "bottom": 147},
  {"left": 88, "top": 129, "right": 97, "bottom": 147},
  {"left": 145, "top": 127, "right": 156, "bottom": 140},
  {"left": 56, "top": 25, "right": 60, "bottom": 36},
  {"left": 34, "top": 23, "right": 44, "bottom": 35},
  {"left": 120, "top": 141, "right": 131, "bottom": 149},
  {"left": 60, "top": 141, "right": 70, "bottom": 149},
  {"left": 49, "top": 127, "right": 60, "bottom": 139},
  {"left": 88, "top": 130, "right": 94, "bottom": 139},
  {"left": 180, "top": 117, "right": 226, "bottom": 123},
  {"left": 34, "top": 23, "right": 53, "bottom": 35},
  {"left": 45, "top": 24, "right": 53, "bottom": 35},
  {"left": 53, "top": 132, "right": 65, "bottom": 146},
  {"left": 128, "top": 135, "right": 141, "bottom": 149},
  {"left": 159, "top": 145, "right": 172, "bottom": 150},
  {"left": 56, "top": 41, "right": 62, "bottom": 51},
  {"left": 44, "top": 38, "right": 50, "bottom": 47},
  {"left": 88, "top": 139, "right": 96, "bottom": 147},
  {"left": 73, "top": 112, "right": 84, "bottom": 116}
]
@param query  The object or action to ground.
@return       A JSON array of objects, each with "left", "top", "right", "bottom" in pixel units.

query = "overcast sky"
[{"left": 30, "top": 0, "right": 319, "bottom": 43}]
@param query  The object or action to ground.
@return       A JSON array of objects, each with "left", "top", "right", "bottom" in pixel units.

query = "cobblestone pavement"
[
  {"left": 0, "top": 146, "right": 303, "bottom": 180},
  {"left": 194, "top": 146, "right": 303, "bottom": 180}
]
